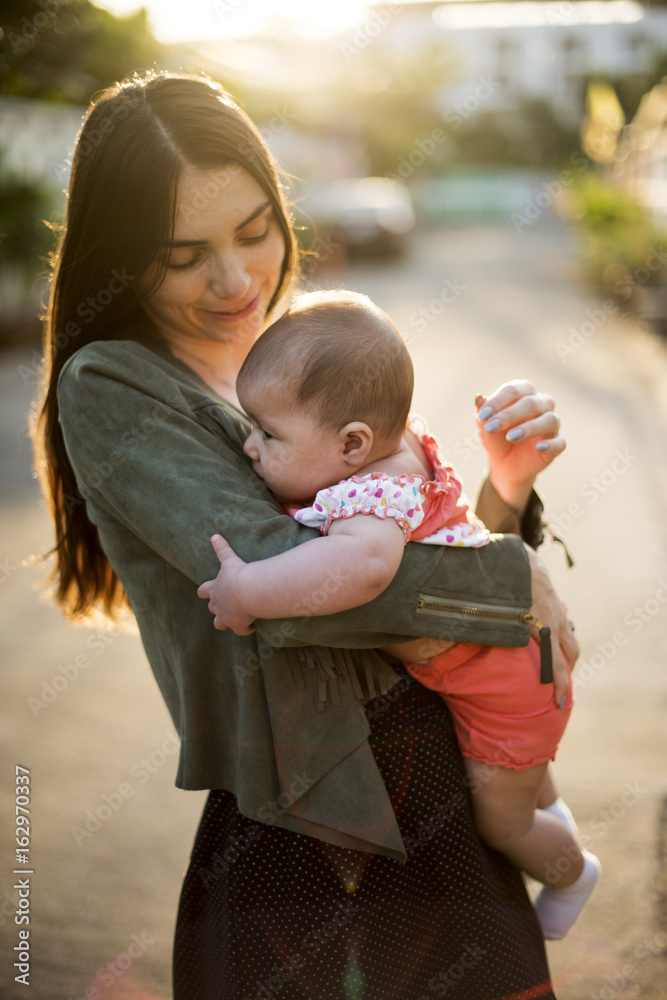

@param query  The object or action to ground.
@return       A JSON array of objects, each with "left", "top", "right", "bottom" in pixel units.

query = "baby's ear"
[{"left": 340, "top": 422, "right": 373, "bottom": 465}]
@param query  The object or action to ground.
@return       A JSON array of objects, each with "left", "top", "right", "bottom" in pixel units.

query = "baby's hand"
[{"left": 197, "top": 535, "right": 257, "bottom": 635}]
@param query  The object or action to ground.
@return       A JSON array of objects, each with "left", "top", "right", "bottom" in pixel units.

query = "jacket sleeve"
[
  {"left": 475, "top": 477, "right": 545, "bottom": 547},
  {"left": 57, "top": 342, "right": 532, "bottom": 649}
]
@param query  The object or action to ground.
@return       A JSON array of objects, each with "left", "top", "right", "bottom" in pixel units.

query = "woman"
[{"left": 35, "top": 71, "right": 576, "bottom": 999}]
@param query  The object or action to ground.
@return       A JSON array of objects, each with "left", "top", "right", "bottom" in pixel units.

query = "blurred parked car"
[{"left": 304, "top": 177, "right": 416, "bottom": 258}]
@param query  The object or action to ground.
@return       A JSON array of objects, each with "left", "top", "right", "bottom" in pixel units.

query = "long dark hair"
[{"left": 33, "top": 71, "right": 299, "bottom": 621}]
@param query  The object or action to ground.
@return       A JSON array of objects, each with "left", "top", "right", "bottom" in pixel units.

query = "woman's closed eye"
[
  {"left": 239, "top": 211, "right": 273, "bottom": 245},
  {"left": 240, "top": 226, "right": 269, "bottom": 245},
  {"left": 169, "top": 253, "right": 203, "bottom": 271},
  {"left": 167, "top": 221, "right": 270, "bottom": 270}
]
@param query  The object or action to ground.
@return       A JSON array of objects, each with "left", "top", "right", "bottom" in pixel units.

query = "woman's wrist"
[{"left": 487, "top": 472, "right": 535, "bottom": 521}]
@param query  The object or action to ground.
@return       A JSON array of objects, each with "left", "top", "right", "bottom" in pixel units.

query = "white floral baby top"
[{"left": 290, "top": 416, "right": 490, "bottom": 547}]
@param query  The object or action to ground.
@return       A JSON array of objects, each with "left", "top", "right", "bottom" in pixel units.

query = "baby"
[{"left": 198, "top": 289, "right": 600, "bottom": 940}]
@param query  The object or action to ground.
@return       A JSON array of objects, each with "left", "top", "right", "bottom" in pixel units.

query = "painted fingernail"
[
  {"left": 536, "top": 441, "right": 549, "bottom": 452},
  {"left": 506, "top": 428, "right": 524, "bottom": 442},
  {"left": 559, "top": 695, "right": 566, "bottom": 710},
  {"left": 484, "top": 418, "right": 501, "bottom": 432},
  {"left": 478, "top": 406, "right": 493, "bottom": 421}
]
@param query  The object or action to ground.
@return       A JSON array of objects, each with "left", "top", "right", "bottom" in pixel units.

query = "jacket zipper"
[{"left": 417, "top": 596, "right": 553, "bottom": 685}]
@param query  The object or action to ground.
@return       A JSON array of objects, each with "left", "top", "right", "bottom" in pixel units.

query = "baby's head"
[{"left": 237, "top": 289, "right": 413, "bottom": 501}]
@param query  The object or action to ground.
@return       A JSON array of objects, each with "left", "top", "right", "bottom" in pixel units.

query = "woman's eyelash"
[
  {"left": 168, "top": 227, "right": 269, "bottom": 269},
  {"left": 241, "top": 228, "right": 269, "bottom": 245},
  {"left": 169, "top": 255, "right": 202, "bottom": 271}
]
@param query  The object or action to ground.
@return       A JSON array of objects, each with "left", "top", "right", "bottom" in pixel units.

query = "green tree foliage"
[
  {"left": 0, "top": 0, "right": 163, "bottom": 104},
  {"left": 0, "top": 157, "right": 51, "bottom": 268}
]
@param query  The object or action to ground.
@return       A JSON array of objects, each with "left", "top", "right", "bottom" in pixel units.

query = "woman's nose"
[{"left": 209, "top": 251, "right": 251, "bottom": 301}]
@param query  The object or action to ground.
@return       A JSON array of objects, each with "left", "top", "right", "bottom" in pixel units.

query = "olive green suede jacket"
[{"left": 57, "top": 334, "right": 538, "bottom": 861}]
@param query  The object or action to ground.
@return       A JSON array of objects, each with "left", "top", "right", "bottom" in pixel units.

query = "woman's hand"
[
  {"left": 476, "top": 380, "right": 565, "bottom": 514},
  {"left": 197, "top": 535, "right": 257, "bottom": 635},
  {"left": 523, "top": 543, "right": 579, "bottom": 708}
]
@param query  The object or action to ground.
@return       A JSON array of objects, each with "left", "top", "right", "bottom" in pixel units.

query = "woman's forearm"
[
  {"left": 58, "top": 344, "right": 533, "bottom": 653},
  {"left": 254, "top": 532, "right": 533, "bottom": 650}
]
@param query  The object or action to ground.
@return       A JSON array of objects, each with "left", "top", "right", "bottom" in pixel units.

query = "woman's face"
[{"left": 140, "top": 164, "right": 286, "bottom": 348}]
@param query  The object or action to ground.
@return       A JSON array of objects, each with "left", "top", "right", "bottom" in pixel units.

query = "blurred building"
[
  {"left": 0, "top": 96, "right": 83, "bottom": 190},
  {"left": 365, "top": 0, "right": 667, "bottom": 122}
]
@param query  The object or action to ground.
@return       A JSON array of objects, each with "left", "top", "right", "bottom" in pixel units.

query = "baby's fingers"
[{"left": 197, "top": 579, "right": 213, "bottom": 599}]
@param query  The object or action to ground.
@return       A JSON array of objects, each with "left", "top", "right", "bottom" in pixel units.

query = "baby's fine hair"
[{"left": 237, "top": 289, "right": 414, "bottom": 441}]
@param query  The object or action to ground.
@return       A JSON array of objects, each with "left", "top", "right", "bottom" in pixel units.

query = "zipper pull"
[{"left": 522, "top": 612, "right": 554, "bottom": 684}]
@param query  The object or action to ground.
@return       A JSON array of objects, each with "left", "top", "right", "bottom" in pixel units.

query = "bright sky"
[
  {"left": 95, "top": 0, "right": 384, "bottom": 42},
  {"left": 95, "top": 0, "right": 647, "bottom": 42}
]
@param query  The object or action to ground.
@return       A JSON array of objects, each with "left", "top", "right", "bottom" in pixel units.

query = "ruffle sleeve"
[
  {"left": 293, "top": 474, "right": 428, "bottom": 542},
  {"left": 293, "top": 416, "right": 490, "bottom": 548}
]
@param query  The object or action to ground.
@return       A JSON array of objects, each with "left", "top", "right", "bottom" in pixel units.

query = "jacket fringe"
[{"left": 296, "top": 646, "right": 397, "bottom": 712}]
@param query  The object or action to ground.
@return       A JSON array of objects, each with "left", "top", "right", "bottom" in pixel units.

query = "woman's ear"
[{"left": 339, "top": 422, "right": 374, "bottom": 467}]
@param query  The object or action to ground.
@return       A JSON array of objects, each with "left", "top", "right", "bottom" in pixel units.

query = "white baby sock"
[
  {"left": 541, "top": 797, "right": 579, "bottom": 839},
  {"left": 534, "top": 850, "right": 601, "bottom": 940}
]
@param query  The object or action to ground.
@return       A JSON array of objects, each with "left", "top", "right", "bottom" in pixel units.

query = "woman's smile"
[
  {"left": 140, "top": 164, "right": 285, "bottom": 351},
  {"left": 202, "top": 292, "right": 261, "bottom": 322}
]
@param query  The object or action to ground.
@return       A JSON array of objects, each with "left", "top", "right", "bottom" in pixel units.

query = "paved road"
[{"left": 1, "top": 218, "right": 666, "bottom": 999}]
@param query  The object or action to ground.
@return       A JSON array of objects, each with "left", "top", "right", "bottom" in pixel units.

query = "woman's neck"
[{"left": 166, "top": 334, "right": 253, "bottom": 410}]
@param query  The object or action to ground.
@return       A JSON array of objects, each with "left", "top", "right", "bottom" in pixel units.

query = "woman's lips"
[{"left": 205, "top": 293, "right": 260, "bottom": 322}]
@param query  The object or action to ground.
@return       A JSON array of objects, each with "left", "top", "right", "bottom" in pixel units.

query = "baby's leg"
[
  {"left": 537, "top": 765, "right": 580, "bottom": 838},
  {"left": 465, "top": 758, "right": 600, "bottom": 939},
  {"left": 464, "top": 759, "right": 583, "bottom": 886}
]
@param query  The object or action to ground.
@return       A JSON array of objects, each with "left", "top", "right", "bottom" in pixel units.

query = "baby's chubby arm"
[
  {"left": 198, "top": 431, "right": 432, "bottom": 633},
  {"left": 197, "top": 515, "right": 405, "bottom": 635}
]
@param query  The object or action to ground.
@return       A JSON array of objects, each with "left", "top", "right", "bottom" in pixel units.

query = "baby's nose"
[{"left": 243, "top": 433, "right": 259, "bottom": 460}]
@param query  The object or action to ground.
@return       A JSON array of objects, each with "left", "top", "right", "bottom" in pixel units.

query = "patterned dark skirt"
[{"left": 173, "top": 670, "right": 555, "bottom": 1000}]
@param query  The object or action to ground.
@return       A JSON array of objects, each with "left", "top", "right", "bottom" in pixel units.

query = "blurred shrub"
[
  {"left": 0, "top": 166, "right": 51, "bottom": 268},
  {"left": 0, "top": 153, "right": 53, "bottom": 338},
  {"left": 452, "top": 98, "right": 581, "bottom": 169},
  {"left": 568, "top": 173, "right": 667, "bottom": 293}
]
